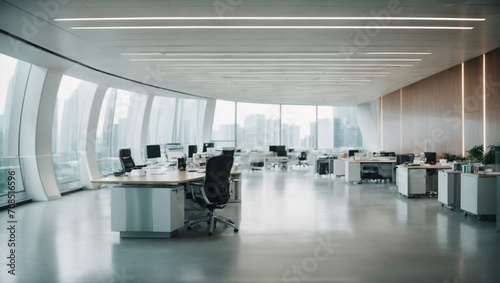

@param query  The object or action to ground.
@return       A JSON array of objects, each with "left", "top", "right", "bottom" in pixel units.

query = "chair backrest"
[
  {"left": 222, "top": 147, "right": 235, "bottom": 156},
  {"left": 119, "top": 148, "right": 135, "bottom": 172},
  {"left": 203, "top": 155, "right": 234, "bottom": 205},
  {"left": 298, "top": 151, "right": 307, "bottom": 160}
]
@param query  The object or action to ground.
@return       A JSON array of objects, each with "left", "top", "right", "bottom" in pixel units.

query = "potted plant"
[
  {"left": 442, "top": 153, "right": 466, "bottom": 162},
  {"left": 466, "top": 144, "right": 484, "bottom": 163},
  {"left": 483, "top": 143, "right": 500, "bottom": 167}
]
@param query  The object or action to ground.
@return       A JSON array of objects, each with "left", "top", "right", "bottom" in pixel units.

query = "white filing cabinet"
[
  {"left": 397, "top": 166, "right": 426, "bottom": 197},
  {"left": 334, "top": 159, "right": 346, "bottom": 177},
  {"left": 438, "top": 171, "right": 461, "bottom": 209},
  {"left": 345, "top": 161, "right": 361, "bottom": 183},
  {"left": 111, "top": 185, "right": 185, "bottom": 238},
  {"left": 461, "top": 174, "right": 498, "bottom": 219}
]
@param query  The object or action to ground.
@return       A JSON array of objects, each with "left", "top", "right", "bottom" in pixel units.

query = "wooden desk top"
[
  {"left": 399, "top": 164, "right": 452, "bottom": 169},
  {"left": 91, "top": 171, "right": 241, "bottom": 184},
  {"left": 462, "top": 173, "right": 500, "bottom": 178},
  {"left": 343, "top": 158, "right": 396, "bottom": 163}
]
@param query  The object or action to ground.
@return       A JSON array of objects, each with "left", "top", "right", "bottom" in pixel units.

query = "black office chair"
[
  {"left": 186, "top": 155, "right": 238, "bottom": 236},
  {"left": 297, "top": 151, "right": 308, "bottom": 167},
  {"left": 221, "top": 147, "right": 235, "bottom": 156},
  {"left": 119, "top": 148, "right": 145, "bottom": 172}
]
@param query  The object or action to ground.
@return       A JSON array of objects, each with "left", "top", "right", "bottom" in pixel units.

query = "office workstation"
[{"left": 3, "top": 1, "right": 500, "bottom": 282}]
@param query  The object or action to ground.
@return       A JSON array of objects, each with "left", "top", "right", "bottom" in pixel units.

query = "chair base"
[{"left": 186, "top": 211, "right": 238, "bottom": 236}]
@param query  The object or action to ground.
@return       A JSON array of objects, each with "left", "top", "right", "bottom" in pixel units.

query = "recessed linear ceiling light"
[
  {"left": 121, "top": 52, "right": 431, "bottom": 56},
  {"left": 190, "top": 79, "right": 371, "bottom": 82},
  {"left": 160, "top": 64, "right": 410, "bottom": 67},
  {"left": 132, "top": 58, "right": 421, "bottom": 62},
  {"left": 55, "top": 16, "right": 485, "bottom": 21},
  {"left": 71, "top": 26, "right": 474, "bottom": 30},
  {"left": 207, "top": 71, "right": 391, "bottom": 74},
  {"left": 164, "top": 67, "right": 387, "bottom": 70}
]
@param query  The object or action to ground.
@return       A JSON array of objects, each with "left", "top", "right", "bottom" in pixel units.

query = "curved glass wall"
[
  {"left": 175, "top": 98, "right": 206, "bottom": 145},
  {"left": 281, "top": 105, "right": 317, "bottom": 148},
  {"left": 211, "top": 100, "right": 235, "bottom": 148},
  {"left": 147, "top": 96, "right": 176, "bottom": 145},
  {"left": 52, "top": 75, "right": 97, "bottom": 192},
  {"left": 0, "top": 53, "right": 29, "bottom": 206},
  {"left": 236, "top": 102, "right": 280, "bottom": 149},
  {"left": 96, "top": 88, "right": 144, "bottom": 175}
]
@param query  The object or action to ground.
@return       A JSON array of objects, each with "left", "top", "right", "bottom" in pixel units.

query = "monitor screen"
[
  {"left": 269, "top": 145, "right": 286, "bottom": 153},
  {"left": 424, "top": 152, "right": 437, "bottom": 165},
  {"left": 188, "top": 145, "right": 198, "bottom": 158},
  {"left": 397, "top": 154, "right": 415, "bottom": 165},
  {"left": 146, "top": 144, "right": 162, "bottom": 159},
  {"left": 202, "top": 142, "right": 214, "bottom": 152},
  {"left": 348, "top": 149, "right": 361, "bottom": 157}
]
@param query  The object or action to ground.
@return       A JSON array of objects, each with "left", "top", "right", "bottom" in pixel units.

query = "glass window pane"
[
  {"left": 318, "top": 106, "right": 334, "bottom": 149},
  {"left": 175, "top": 98, "right": 206, "bottom": 145},
  {"left": 281, "top": 105, "right": 317, "bottom": 149},
  {"left": 236, "top": 102, "right": 280, "bottom": 149},
  {"left": 212, "top": 100, "right": 235, "bottom": 141},
  {"left": 333, "top": 107, "right": 363, "bottom": 149},
  {"left": 52, "top": 75, "right": 89, "bottom": 191},
  {"left": 148, "top": 96, "right": 176, "bottom": 144},
  {"left": 0, "top": 53, "right": 28, "bottom": 205},
  {"left": 96, "top": 88, "right": 144, "bottom": 175}
]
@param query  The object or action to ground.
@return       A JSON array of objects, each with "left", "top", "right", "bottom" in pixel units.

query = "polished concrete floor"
[{"left": 1, "top": 167, "right": 499, "bottom": 283}]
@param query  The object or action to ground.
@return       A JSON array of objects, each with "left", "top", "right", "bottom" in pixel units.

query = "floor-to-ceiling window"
[
  {"left": 96, "top": 88, "right": 143, "bottom": 175},
  {"left": 175, "top": 98, "right": 206, "bottom": 146},
  {"left": 317, "top": 106, "right": 334, "bottom": 149},
  {"left": 211, "top": 100, "right": 235, "bottom": 148},
  {"left": 333, "top": 107, "right": 363, "bottom": 149},
  {"left": 147, "top": 96, "right": 176, "bottom": 145},
  {"left": 281, "top": 105, "right": 317, "bottom": 149},
  {"left": 52, "top": 75, "right": 97, "bottom": 192},
  {"left": 0, "top": 53, "right": 29, "bottom": 206},
  {"left": 236, "top": 102, "right": 280, "bottom": 149}
]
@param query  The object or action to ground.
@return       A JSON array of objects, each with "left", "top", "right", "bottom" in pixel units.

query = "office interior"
[{"left": 1, "top": 1, "right": 500, "bottom": 282}]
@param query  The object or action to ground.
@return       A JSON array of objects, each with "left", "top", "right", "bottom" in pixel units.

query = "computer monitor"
[
  {"left": 269, "top": 145, "right": 286, "bottom": 153},
  {"left": 397, "top": 154, "right": 415, "bottom": 165},
  {"left": 424, "top": 152, "right": 437, "bottom": 165},
  {"left": 379, "top": 151, "right": 396, "bottom": 157},
  {"left": 348, "top": 149, "right": 361, "bottom": 158},
  {"left": 188, "top": 145, "right": 198, "bottom": 158},
  {"left": 202, "top": 142, "right": 214, "bottom": 153},
  {"left": 146, "top": 144, "right": 162, "bottom": 159}
]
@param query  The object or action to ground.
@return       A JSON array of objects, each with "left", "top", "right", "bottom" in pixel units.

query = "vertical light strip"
[
  {"left": 483, "top": 54, "right": 486, "bottom": 148},
  {"left": 380, "top": 97, "right": 384, "bottom": 150},
  {"left": 400, "top": 89, "right": 403, "bottom": 154},
  {"left": 461, "top": 63, "right": 465, "bottom": 156}
]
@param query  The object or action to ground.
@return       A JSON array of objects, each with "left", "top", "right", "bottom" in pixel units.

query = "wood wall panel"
[
  {"left": 381, "top": 90, "right": 401, "bottom": 152},
  {"left": 401, "top": 84, "right": 415, "bottom": 154},
  {"left": 399, "top": 66, "right": 462, "bottom": 155},
  {"left": 464, "top": 56, "right": 483, "bottom": 113},
  {"left": 464, "top": 112, "right": 483, "bottom": 150},
  {"left": 486, "top": 47, "right": 500, "bottom": 110},
  {"left": 486, "top": 109, "right": 500, "bottom": 146},
  {"left": 380, "top": 47, "right": 500, "bottom": 158}
]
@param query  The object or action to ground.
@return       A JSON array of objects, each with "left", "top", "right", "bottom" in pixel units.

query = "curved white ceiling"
[{"left": 1, "top": 0, "right": 500, "bottom": 105}]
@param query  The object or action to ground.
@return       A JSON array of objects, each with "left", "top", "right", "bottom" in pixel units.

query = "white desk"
[
  {"left": 461, "top": 173, "right": 500, "bottom": 219},
  {"left": 344, "top": 159, "right": 396, "bottom": 183},
  {"left": 397, "top": 164, "right": 452, "bottom": 198},
  {"left": 438, "top": 170, "right": 462, "bottom": 210},
  {"left": 91, "top": 170, "right": 242, "bottom": 238}
]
